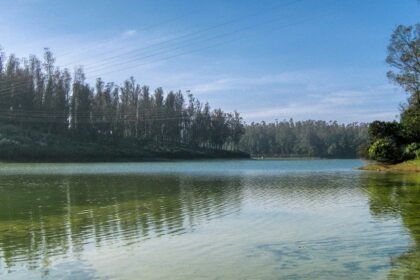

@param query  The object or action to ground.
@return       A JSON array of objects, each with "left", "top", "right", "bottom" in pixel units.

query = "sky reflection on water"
[{"left": 0, "top": 160, "right": 419, "bottom": 279}]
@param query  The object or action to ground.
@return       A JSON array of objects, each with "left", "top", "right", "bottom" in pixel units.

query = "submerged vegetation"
[
  {"left": 0, "top": 48, "right": 248, "bottom": 161},
  {"left": 0, "top": 165, "right": 419, "bottom": 278},
  {"left": 366, "top": 23, "right": 420, "bottom": 166}
]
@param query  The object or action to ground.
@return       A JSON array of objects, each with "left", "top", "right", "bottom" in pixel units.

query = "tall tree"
[
  {"left": 0, "top": 48, "right": 246, "bottom": 153},
  {"left": 387, "top": 24, "right": 420, "bottom": 106}
]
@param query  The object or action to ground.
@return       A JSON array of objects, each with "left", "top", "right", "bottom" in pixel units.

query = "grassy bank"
[
  {"left": 360, "top": 159, "right": 420, "bottom": 172},
  {"left": 0, "top": 125, "right": 249, "bottom": 162}
]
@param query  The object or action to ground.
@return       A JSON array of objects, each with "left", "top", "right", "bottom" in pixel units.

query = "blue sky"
[{"left": 1, "top": 0, "right": 419, "bottom": 123}]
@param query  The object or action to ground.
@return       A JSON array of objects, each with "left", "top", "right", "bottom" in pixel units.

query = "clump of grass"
[{"left": 360, "top": 159, "right": 420, "bottom": 172}]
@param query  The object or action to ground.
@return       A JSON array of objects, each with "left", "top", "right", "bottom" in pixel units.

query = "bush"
[
  {"left": 368, "top": 121, "right": 402, "bottom": 142},
  {"left": 403, "top": 142, "right": 420, "bottom": 160},
  {"left": 400, "top": 106, "right": 420, "bottom": 142},
  {"left": 356, "top": 143, "right": 370, "bottom": 159},
  {"left": 368, "top": 138, "right": 402, "bottom": 163}
]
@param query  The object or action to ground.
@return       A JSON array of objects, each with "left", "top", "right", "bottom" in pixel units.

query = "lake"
[{"left": 0, "top": 159, "right": 419, "bottom": 279}]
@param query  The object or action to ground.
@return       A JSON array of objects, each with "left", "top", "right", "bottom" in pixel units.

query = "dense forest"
[
  {"left": 367, "top": 23, "right": 420, "bottom": 163},
  {"left": 0, "top": 48, "right": 248, "bottom": 160},
  {"left": 0, "top": 47, "right": 372, "bottom": 161},
  {"left": 239, "top": 120, "right": 368, "bottom": 158}
]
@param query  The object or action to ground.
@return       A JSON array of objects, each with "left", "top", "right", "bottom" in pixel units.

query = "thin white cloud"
[
  {"left": 0, "top": 19, "right": 406, "bottom": 124},
  {"left": 239, "top": 82, "right": 403, "bottom": 123},
  {"left": 123, "top": 30, "right": 137, "bottom": 37},
  {"left": 244, "top": 103, "right": 398, "bottom": 123},
  {"left": 189, "top": 71, "right": 319, "bottom": 94},
  {"left": 190, "top": 78, "right": 236, "bottom": 93}
]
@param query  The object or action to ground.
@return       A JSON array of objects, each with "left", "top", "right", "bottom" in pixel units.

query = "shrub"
[
  {"left": 400, "top": 106, "right": 420, "bottom": 142},
  {"left": 368, "top": 121, "right": 402, "bottom": 142},
  {"left": 403, "top": 142, "right": 420, "bottom": 160},
  {"left": 368, "top": 138, "right": 402, "bottom": 163},
  {"left": 356, "top": 143, "right": 370, "bottom": 159}
]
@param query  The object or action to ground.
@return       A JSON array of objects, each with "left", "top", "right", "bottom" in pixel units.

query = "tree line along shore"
[
  {"left": 0, "top": 48, "right": 369, "bottom": 162},
  {"left": 361, "top": 23, "right": 420, "bottom": 172},
  {"left": 0, "top": 23, "right": 417, "bottom": 163},
  {"left": 0, "top": 18, "right": 420, "bottom": 165}
]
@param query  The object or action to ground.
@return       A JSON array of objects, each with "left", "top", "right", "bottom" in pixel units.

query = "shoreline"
[
  {"left": 252, "top": 156, "right": 359, "bottom": 160},
  {"left": 0, "top": 152, "right": 250, "bottom": 164},
  {"left": 0, "top": 157, "right": 251, "bottom": 164},
  {"left": 0, "top": 157, "right": 362, "bottom": 164},
  {"left": 359, "top": 159, "right": 420, "bottom": 173}
]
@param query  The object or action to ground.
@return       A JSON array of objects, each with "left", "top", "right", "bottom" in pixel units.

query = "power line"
[
  {"left": 88, "top": 12, "right": 329, "bottom": 78},
  {"left": 85, "top": 11, "right": 303, "bottom": 76},
  {"left": 0, "top": 0, "right": 308, "bottom": 93},
  {"left": 77, "top": 0, "right": 303, "bottom": 73},
  {"left": 0, "top": 0, "right": 338, "bottom": 100},
  {"left": 0, "top": 7, "right": 332, "bottom": 96},
  {"left": 57, "top": 8, "right": 205, "bottom": 59}
]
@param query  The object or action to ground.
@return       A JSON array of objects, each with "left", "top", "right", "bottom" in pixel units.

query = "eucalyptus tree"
[
  {"left": 70, "top": 67, "right": 93, "bottom": 138},
  {"left": 240, "top": 120, "right": 369, "bottom": 158},
  {"left": 0, "top": 48, "right": 246, "bottom": 153}
]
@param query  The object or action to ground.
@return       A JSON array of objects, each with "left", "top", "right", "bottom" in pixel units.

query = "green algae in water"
[{"left": 0, "top": 160, "right": 419, "bottom": 279}]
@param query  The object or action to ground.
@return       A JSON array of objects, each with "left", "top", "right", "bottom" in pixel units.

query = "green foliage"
[
  {"left": 404, "top": 143, "right": 420, "bottom": 160},
  {"left": 366, "top": 22, "right": 420, "bottom": 164},
  {"left": 368, "top": 138, "right": 402, "bottom": 163},
  {"left": 0, "top": 124, "right": 248, "bottom": 161},
  {"left": 400, "top": 106, "right": 420, "bottom": 142},
  {"left": 239, "top": 120, "right": 368, "bottom": 158},
  {"left": 0, "top": 49, "right": 246, "bottom": 160},
  {"left": 368, "top": 121, "right": 402, "bottom": 142},
  {"left": 356, "top": 142, "right": 370, "bottom": 159}
]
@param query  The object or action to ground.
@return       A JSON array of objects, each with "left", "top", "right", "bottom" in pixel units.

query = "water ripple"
[{"left": 0, "top": 160, "right": 419, "bottom": 279}]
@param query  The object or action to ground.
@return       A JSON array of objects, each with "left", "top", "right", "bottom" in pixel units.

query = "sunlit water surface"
[{"left": 0, "top": 159, "right": 419, "bottom": 279}]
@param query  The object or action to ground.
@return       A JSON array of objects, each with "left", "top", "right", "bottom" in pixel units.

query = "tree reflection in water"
[
  {"left": 365, "top": 172, "right": 420, "bottom": 279},
  {"left": 0, "top": 170, "right": 419, "bottom": 279},
  {"left": 0, "top": 174, "right": 243, "bottom": 271}
]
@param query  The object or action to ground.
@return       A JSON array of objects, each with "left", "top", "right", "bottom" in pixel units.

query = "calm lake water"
[{"left": 0, "top": 159, "right": 419, "bottom": 279}]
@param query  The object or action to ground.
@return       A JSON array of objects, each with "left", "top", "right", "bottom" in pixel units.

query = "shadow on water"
[
  {"left": 364, "top": 172, "right": 420, "bottom": 279},
  {"left": 0, "top": 174, "right": 243, "bottom": 273}
]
